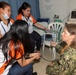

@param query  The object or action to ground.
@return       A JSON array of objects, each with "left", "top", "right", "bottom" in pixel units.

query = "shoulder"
[
  {"left": 10, "top": 18, "right": 14, "bottom": 23},
  {"left": 30, "top": 14, "right": 37, "bottom": 23},
  {"left": 55, "top": 41, "right": 66, "bottom": 53},
  {"left": 9, "top": 40, "right": 24, "bottom": 51},
  {"left": 62, "top": 47, "right": 76, "bottom": 59},
  {"left": 67, "top": 47, "right": 76, "bottom": 53},
  {"left": 30, "top": 14, "right": 35, "bottom": 19},
  {"left": 16, "top": 14, "right": 23, "bottom": 20},
  {"left": 9, "top": 40, "right": 24, "bottom": 59},
  {"left": 30, "top": 14, "right": 33, "bottom": 17},
  {"left": 68, "top": 47, "right": 76, "bottom": 57}
]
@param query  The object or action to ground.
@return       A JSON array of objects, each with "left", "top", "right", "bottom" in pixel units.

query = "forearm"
[
  {"left": 23, "top": 56, "right": 36, "bottom": 66},
  {"left": 17, "top": 53, "right": 41, "bottom": 67},
  {"left": 34, "top": 22, "right": 46, "bottom": 30},
  {"left": 18, "top": 56, "right": 36, "bottom": 67}
]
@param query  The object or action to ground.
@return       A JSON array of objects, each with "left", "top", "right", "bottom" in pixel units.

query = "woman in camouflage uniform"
[{"left": 46, "top": 23, "right": 76, "bottom": 75}]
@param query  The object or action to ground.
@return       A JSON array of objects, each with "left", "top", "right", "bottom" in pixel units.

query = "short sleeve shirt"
[
  {"left": 0, "top": 19, "right": 14, "bottom": 36},
  {"left": 16, "top": 14, "right": 37, "bottom": 33},
  {"left": 0, "top": 41, "right": 24, "bottom": 75}
]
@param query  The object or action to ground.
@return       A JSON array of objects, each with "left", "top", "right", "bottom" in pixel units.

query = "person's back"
[{"left": 0, "top": 20, "right": 41, "bottom": 75}]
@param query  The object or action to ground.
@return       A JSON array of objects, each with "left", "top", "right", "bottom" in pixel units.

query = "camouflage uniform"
[{"left": 46, "top": 41, "right": 76, "bottom": 75}]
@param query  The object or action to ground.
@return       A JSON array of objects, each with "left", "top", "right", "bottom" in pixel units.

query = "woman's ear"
[
  {"left": 22, "top": 9, "right": 24, "bottom": 13},
  {"left": 0, "top": 8, "right": 3, "bottom": 18},
  {"left": 0, "top": 8, "right": 3, "bottom": 14}
]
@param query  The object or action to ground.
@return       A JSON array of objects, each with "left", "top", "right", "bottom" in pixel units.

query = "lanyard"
[
  {"left": 1, "top": 23, "right": 6, "bottom": 33},
  {"left": 23, "top": 16, "right": 32, "bottom": 26}
]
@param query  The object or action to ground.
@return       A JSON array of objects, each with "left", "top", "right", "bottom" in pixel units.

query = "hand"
[
  {"left": 44, "top": 27, "right": 49, "bottom": 31},
  {"left": 45, "top": 27, "right": 49, "bottom": 31},
  {"left": 35, "top": 53, "right": 41, "bottom": 59},
  {"left": 50, "top": 42, "right": 56, "bottom": 47},
  {"left": 35, "top": 53, "right": 41, "bottom": 60},
  {"left": 30, "top": 53, "right": 41, "bottom": 60}
]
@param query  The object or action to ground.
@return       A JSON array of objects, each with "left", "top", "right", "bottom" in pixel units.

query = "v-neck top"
[{"left": 0, "top": 21, "right": 13, "bottom": 36}]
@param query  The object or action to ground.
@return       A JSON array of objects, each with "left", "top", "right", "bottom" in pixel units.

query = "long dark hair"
[
  {"left": 65, "top": 23, "right": 76, "bottom": 49},
  {"left": 18, "top": 2, "right": 31, "bottom": 14},
  {"left": 0, "top": 20, "right": 31, "bottom": 61}
]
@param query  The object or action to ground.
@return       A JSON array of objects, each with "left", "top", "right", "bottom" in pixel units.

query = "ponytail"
[
  {"left": 18, "top": 6, "right": 22, "bottom": 14},
  {"left": 18, "top": 2, "right": 31, "bottom": 15}
]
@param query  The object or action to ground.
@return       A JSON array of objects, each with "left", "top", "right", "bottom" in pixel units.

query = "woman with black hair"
[
  {"left": 16, "top": 2, "right": 48, "bottom": 53},
  {"left": 0, "top": 20, "right": 41, "bottom": 75}
]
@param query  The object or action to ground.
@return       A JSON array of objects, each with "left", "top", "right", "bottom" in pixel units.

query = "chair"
[
  {"left": 42, "top": 22, "right": 64, "bottom": 60},
  {"left": 48, "top": 22, "right": 64, "bottom": 41}
]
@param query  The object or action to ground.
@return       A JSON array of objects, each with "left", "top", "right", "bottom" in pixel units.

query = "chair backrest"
[{"left": 48, "top": 22, "right": 65, "bottom": 41}]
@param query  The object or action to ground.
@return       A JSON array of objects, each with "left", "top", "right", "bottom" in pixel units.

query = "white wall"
[{"left": 39, "top": 0, "right": 76, "bottom": 23}]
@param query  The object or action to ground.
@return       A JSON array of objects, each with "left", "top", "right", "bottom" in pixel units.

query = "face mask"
[{"left": 2, "top": 14, "right": 9, "bottom": 19}]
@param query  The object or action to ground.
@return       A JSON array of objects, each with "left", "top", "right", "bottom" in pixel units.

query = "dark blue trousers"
[
  {"left": 29, "top": 31, "right": 41, "bottom": 52},
  {"left": 7, "top": 62, "right": 33, "bottom": 75}
]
